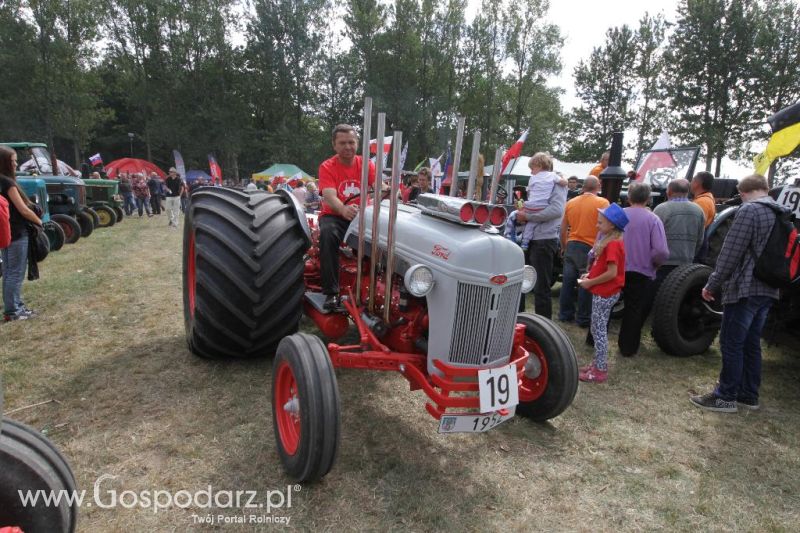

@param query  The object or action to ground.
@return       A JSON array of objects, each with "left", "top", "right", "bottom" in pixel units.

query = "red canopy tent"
[{"left": 105, "top": 158, "right": 166, "bottom": 179}]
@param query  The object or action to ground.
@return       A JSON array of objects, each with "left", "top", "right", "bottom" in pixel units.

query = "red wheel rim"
[
  {"left": 60, "top": 222, "right": 73, "bottom": 240},
  {"left": 187, "top": 233, "right": 196, "bottom": 317},
  {"left": 519, "top": 336, "right": 549, "bottom": 402},
  {"left": 274, "top": 361, "right": 301, "bottom": 455}
]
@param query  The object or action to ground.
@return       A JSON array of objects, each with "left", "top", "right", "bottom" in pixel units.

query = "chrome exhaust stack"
[
  {"left": 449, "top": 116, "right": 465, "bottom": 197},
  {"left": 368, "top": 113, "right": 386, "bottom": 314},
  {"left": 384, "top": 131, "right": 402, "bottom": 323},
  {"left": 466, "top": 129, "right": 481, "bottom": 201},
  {"left": 355, "top": 97, "right": 372, "bottom": 306}
]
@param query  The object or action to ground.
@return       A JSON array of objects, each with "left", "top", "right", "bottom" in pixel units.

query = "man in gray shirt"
[{"left": 653, "top": 178, "right": 705, "bottom": 287}]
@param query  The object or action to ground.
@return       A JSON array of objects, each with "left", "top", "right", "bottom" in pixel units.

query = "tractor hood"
[{"left": 346, "top": 201, "right": 525, "bottom": 285}]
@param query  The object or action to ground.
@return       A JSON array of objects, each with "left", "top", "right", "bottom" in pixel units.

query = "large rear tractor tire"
[
  {"left": 0, "top": 417, "right": 79, "bottom": 533},
  {"left": 76, "top": 211, "right": 94, "bottom": 238},
  {"left": 515, "top": 313, "right": 579, "bottom": 421},
  {"left": 272, "top": 333, "right": 340, "bottom": 483},
  {"left": 93, "top": 205, "right": 117, "bottom": 227},
  {"left": 183, "top": 189, "right": 310, "bottom": 358},
  {"left": 651, "top": 264, "right": 720, "bottom": 356},
  {"left": 44, "top": 220, "right": 65, "bottom": 251},
  {"left": 51, "top": 214, "right": 81, "bottom": 244}
]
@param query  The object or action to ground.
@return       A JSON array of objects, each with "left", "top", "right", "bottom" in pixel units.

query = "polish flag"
[
  {"left": 500, "top": 128, "right": 529, "bottom": 175},
  {"left": 369, "top": 136, "right": 393, "bottom": 155}
]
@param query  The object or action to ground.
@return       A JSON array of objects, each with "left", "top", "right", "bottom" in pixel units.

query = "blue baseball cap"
[{"left": 597, "top": 203, "right": 629, "bottom": 231}]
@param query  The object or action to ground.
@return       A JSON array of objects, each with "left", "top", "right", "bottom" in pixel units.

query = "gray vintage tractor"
[{"left": 183, "top": 105, "right": 579, "bottom": 482}]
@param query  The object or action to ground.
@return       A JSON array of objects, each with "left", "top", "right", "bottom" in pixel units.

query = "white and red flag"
[
  {"left": 208, "top": 154, "right": 222, "bottom": 184},
  {"left": 500, "top": 128, "right": 529, "bottom": 175},
  {"left": 369, "top": 136, "right": 393, "bottom": 155}
]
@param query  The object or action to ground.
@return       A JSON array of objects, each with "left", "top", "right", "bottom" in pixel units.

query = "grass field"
[{"left": 2, "top": 213, "right": 799, "bottom": 532}]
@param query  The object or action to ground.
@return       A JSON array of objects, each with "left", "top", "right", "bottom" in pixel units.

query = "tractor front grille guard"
[{"left": 328, "top": 291, "right": 530, "bottom": 420}]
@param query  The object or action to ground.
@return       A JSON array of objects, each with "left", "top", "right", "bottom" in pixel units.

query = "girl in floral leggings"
[{"left": 577, "top": 203, "right": 628, "bottom": 383}]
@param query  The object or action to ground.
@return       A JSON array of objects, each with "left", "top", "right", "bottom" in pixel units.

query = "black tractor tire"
[
  {"left": 51, "top": 214, "right": 81, "bottom": 244},
  {"left": 0, "top": 417, "right": 78, "bottom": 533},
  {"left": 93, "top": 205, "right": 117, "bottom": 228},
  {"left": 113, "top": 206, "right": 124, "bottom": 222},
  {"left": 651, "top": 264, "right": 720, "bottom": 356},
  {"left": 515, "top": 313, "right": 579, "bottom": 421},
  {"left": 83, "top": 207, "right": 100, "bottom": 228},
  {"left": 76, "top": 211, "right": 94, "bottom": 238},
  {"left": 272, "top": 333, "right": 340, "bottom": 483},
  {"left": 44, "top": 220, "right": 65, "bottom": 251},
  {"left": 183, "top": 188, "right": 309, "bottom": 358}
]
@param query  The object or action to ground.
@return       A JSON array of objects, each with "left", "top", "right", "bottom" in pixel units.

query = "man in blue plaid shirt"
[{"left": 691, "top": 174, "right": 785, "bottom": 413}]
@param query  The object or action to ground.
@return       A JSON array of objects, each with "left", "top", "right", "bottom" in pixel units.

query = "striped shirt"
[{"left": 705, "top": 197, "right": 783, "bottom": 305}]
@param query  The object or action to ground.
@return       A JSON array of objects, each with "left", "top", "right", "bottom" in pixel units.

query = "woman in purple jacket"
[{"left": 618, "top": 182, "right": 670, "bottom": 356}]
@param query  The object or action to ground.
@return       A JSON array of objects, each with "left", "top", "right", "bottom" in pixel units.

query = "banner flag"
[
  {"left": 754, "top": 101, "right": 800, "bottom": 176},
  {"left": 173, "top": 150, "right": 186, "bottom": 180}
]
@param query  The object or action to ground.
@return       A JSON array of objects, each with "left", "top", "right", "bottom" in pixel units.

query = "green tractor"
[
  {"left": 84, "top": 178, "right": 123, "bottom": 226},
  {"left": 2, "top": 141, "right": 98, "bottom": 243}
]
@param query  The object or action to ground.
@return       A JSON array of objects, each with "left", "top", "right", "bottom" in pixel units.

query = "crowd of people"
[{"left": 117, "top": 168, "right": 187, "bottom": 224}]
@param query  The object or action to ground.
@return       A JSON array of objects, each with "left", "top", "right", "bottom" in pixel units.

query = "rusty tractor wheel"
[
  {"left": 515, "top": 313, "right": 579, "bottom": 422},
  {"left": 272, "top": 333, "right": 340, "bottom": 483},
  {"left": 651, "top": 263, "right": 720, "bottom": 356},
  {"left": 183, "top": 188, "right": 310, "bottom": 358},
  {"left": 43, "top": 220, "right": 65, "bottom": 251},
  {"left": 0, "top": 417, "right": 78, "bottom": 533},
  {"left": 51, "top": 214, "right": 81, "bottom": 244}
]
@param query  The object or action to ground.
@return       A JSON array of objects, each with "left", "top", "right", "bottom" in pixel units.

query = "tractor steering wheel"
[{"left": 344, "top": 188, "right": 391, "bottom": 206}]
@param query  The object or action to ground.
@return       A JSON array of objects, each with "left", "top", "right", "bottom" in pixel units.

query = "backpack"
[
  {"left": 751, "top": 202, "right": 800, "bottom": 289},
  {"left": 0, "top": 195, "right": 10, "bottom": 249}
]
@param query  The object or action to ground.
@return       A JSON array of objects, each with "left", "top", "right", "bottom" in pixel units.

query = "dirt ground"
[{"left": 1, "top": 214, "right": 799, "bottom": 532}]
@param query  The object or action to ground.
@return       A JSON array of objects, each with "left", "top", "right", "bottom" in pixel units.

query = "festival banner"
[{"left": 173, "top": 150, "right": 187, "bottom": 180}]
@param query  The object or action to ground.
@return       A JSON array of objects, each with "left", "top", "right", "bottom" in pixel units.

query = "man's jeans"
[
  {"left": 123, "top": 192, "right": 136, "bottom": 216},
  {"left": 319, "top": 215, "right": 351, "bottom": 296},
  {"left": 558, "top": 241, "right": 591, "bottom": 325},
  {"left": 523, "top": 238, "right": 558, "bottom": 319},
  {"left": 1, "top": 235, "right": 29, "bottom": 316},
  {"left": 715, "top": 295, "right": 775, "bottom": 403},
  {"left": 136, "top": 197, "right": 152, "bottom": 216},
  {"left": 166, "top": 197, "right": 181, "bottom": 226}
]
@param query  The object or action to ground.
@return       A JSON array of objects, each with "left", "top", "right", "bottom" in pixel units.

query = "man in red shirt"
[{"left": 318, "top": 124, "right": 376, "bottom": 310}]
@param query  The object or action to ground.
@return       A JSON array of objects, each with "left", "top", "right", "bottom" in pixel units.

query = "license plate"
[
  {"left": 478, "top": 363, "right": 519, "bottom": 413},
  {"left": 438, "top": 408, "right": 516, "bottom": 434}
]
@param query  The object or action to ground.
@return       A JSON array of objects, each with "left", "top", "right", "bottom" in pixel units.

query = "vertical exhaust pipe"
[
  {"left": 355, "top": 97, "right": 372, "bottom": 306},
  {"left": 368, "top": 113, "right": 386, "bottom": 314},
  {"left": 449, "top": 117, "right": 465, "bottom": 197},
  {"left": 466, "top": 130, "right": 481, "bottom": 201},
  {"left": 384, "top": 131, "right": 402, "bottom": 323},
  {"left": 488, "top": 147, "right": 503, "bottom": 204}
]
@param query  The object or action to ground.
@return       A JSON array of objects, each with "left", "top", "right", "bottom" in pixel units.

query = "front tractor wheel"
[
  {"left": 51, "top": 214, "right": 81, "bottom": 244},
  {"left": 515, "top": 313, "right": 579, "bottom": 422},
  {"left": 183, "top": 188, "right": 309, "bottom": 358},
  {"left": 94, "top": 205, "right": 117, "bottom": 227},
  {"left": 272, "top": 333, "right": 340, "bottom": 483},
  {"left": 76, "top": 211, "right": 94, "bottom": 238}
]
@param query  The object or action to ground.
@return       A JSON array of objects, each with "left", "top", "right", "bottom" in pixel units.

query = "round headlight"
[
  {"left": 404, "top": 265, "right": 434, "bottom": 297},
  {"left": 521, "top": 265, "right": 537, "bottom": 293}
]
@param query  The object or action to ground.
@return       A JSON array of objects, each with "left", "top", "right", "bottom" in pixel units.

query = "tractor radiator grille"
[{"left": 449, "top": 281, "right": 521, "bottom": 366}]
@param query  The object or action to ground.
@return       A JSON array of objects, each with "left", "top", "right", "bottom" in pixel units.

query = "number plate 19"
[{"left": 477, "top": 363, "right": 519, "bottom": 413}]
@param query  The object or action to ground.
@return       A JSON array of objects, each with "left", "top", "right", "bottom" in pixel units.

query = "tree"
[
  {"left": 632, "top": 13, "right": 669, "bottom": 153},
  {"left": 664, "top": 0, "right": 758, "bottom": 175},
  {"left": 559, "top": 24, "right": 637, "bottom": 161},
  {"left": 502, "top": 0, "right": 562, "bottom": 149}
]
